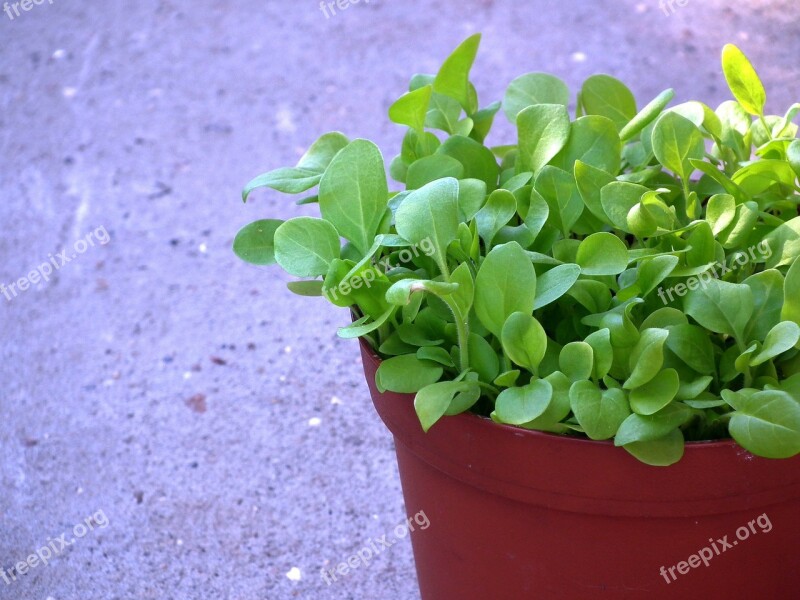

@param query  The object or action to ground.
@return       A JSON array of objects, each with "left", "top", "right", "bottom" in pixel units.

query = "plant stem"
[
  {"left": 680, "top": 177, "right": 692, "bottom": 222},
  {"left": 438, "top": 258, "right": 451, "bottom": 280},
  {"left": 476, "top": 380, "right": 500, "bottom": 400},
  {"left": 758, "top": 114, "right": 773, "bottom": 141},
  {"left": 735, "top": 338, "right": 753, "bottom": 388},
  {"left": 441, "top": 296, "right": 470, "bottom": 373},
  {"left": 715, "top": 412, "right": 735, "bottom": 425}
]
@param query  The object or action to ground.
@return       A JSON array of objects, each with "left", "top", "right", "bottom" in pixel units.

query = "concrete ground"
[{"left": 1, "top": 1, "right": 798, "bottom": 598}]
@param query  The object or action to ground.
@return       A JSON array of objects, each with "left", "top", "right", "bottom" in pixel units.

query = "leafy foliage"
[{"left": 235, "top": 37, "right": 800, "bottom": 466}]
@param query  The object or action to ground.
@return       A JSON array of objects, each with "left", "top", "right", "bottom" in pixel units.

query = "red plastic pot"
[{"left": 359, "top": 340, "right": 800, "bottom": 600}]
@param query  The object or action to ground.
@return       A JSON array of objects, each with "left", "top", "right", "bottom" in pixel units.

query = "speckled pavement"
[{"left": 1, "top": 1, "right": 799, "bottom": 598}]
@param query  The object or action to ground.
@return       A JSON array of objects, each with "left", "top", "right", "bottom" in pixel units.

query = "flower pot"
[{"left": 359, "top": 339, "right": 800, "bottom": 600}]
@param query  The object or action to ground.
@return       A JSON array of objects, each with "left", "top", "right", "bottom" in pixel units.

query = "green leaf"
[
  {"left": 735, "top": 344, "right": 758, "bottom": 375},
  {"left": 242, "top": 132, "right": 350, "bottom": 199},
  {"left": 337, "top": 306, "right": 395, "bottom": 339},
  {"left": 444, "top": 382, "right": 482, "bottom": 416},
  {"left": 319, "top": 139, "right": 388, "bottom": 256},
  {"left": 516, "top": 104, "right": 571, "bottom": 174},
  {"left": 720, "top": 201, "right": 760, "bottom": 250},
  {"left": 376, "top": 354, "right": 443, "bottom": 393},
  {"left": 641, "top": 308, "right": 688, "bottom": 330},
  {"left": 782, "top": 260, "right": 800, "bottom": 327},
  {"left": 619, "top": 88, "right": 675, "bottom": 142},
  {"left": 475, "top": 189, "right": 517, "bottom": 246},
  {"left": 580, "top": 74, "right": 637, "bottom": 132},
  {"left": 471, "top": 101, "right": 502, "bottom": 143},
  {"left": 524, "top": 188, "right": 550, "bottom": 239},
  {"left": 425, "top": 93, "right": 462, "bottom": 133},
  {"left": 324, "top": 258, "right": 387, "bottom": 313},
  {"left": 286, "top": 280, "right": 323, "bottom": 297},
  {"left": 585, "top": 329, "right": 613, "bottom": 380},
  {"left": 273, "top": 217, "right": 341, "bottom": 277},
  {"left": 574, "top": 160, "right": 615, "bottom": 224},
  {"left": 665, "top": 324, "right": 715, "bottom": 375},
  {"left": 243, "top": 167, "right": 322, "bottom": 197},
  {"left": 727, "top": 390, "right": 800, "bottom": 458},
  {"left": 534, "top": 264, "right": 581, "bottom": 309},
  {"left": 721, "top": 44, "right": 766, "bottom": 116},
  {"left": 502, "top": 172, "right": 533, "bottom": 192},
  {"left": 788, "top": 139, "right": 800, "bottom": 179},
  {"left": 501, "top": 312, "right": 547, "bottom": 373},
  {"left": 233, "top": 219, "right": 283, "bottom": 265},
  {"left": 468, "top": 333, "right": 501, "bottom": 382},
  {"left": 559, "top": 342, "right": 594, "bottom": 382},
  {"left": 750, "top": 321, "right": 800, "bottom": 366},
  {"left": 665, "top": 101, "right": 705, "bottom": 128},
  {"left": 684, "top": 279, "right": 754, "bottom": 341},
  {"left": 433, "top": 34, "right": 481, "bottom": 110},
  {"left": 762, "top": 217, "right": 800, "bottom": 269},
  {"left": 389, "top": 85, "right": 433, "bottom": 133},
  {"left": 494, "top": 370, "right": 520, "bottom": 388},
  {"left": 652, "top": 111, "right": 705, "bottom": 180},
  {"left": 406, "top": 154, "right": 465, "bottom": 189},
  {"left": 705, "top": 194, "right": 737, "bottom": 236},
  {"left": 449, "top": 262, "right": 475, "bottom": 317},
  {"left": 503, "top": 72, "right": 570, "bottom": 123},
  {"left": 623, "top": 429, "right": 684, "bottom": 466},
  {"left": 475, "top": 242, "right": 537, "bottom": 338},
  {"left": 732, "top": 160, "right": 797, "bottom": 195},
  {"left": 569, "top": 280, "right": 612, "bottom": 315},
  {"left": 520, "top": 371, "right": 572, "bottom": 432},
  {"left": 457, "top": 178, "right": 487, "bottom": 221},
  {"left": 395, "top": 178, "right": 460, "bottom": 276},
  {"left": 624, "top": 328, "right": 669, "bottom": 389},
  {"left": 297, "top": 132, "right": 351, "bottom": 172},
  {"left": 295, "top": 195, "right": 319, "bottom": 206},
  {"left": 415, "top": 381, "right": 474, "bottom": 432},
  {"left": 677, "top": 377, "right": 714, "bottom": 402},
  {"left": 614, "top": 403, "right": 692, "bottom": 446},
  {"left": 417, "top": 347, "right": 454, "bottom": 367},
  {"left": 495, "top": 379, "right": 553, "bottom": 425},
  {"left": 385, "top": 279, "right": 459, "bottom": 306},
  {"left": 638, "top": 255, "right": 679, "bottom": 297},
  {"left": 569, "top": 381, "right": 630, "bottom": 440},
  {"left": 685, "top": 221, "right": 715, "bottom": 267},
  {"left": 576, "top": 232, "right": 629, "bottom": 276},
  {"left": 626, "top": 201, "right": 657, "bottom": 238},
  {"left": 534, "top": 166, "right": 583, "bottom": 237},
  {"left": 437, "top": 135, "right": 499, "bottom": 189},
  {"left": 690, "top": 161, "right": 743, "bottom": 197},
  {"left": 551, "top": 116, "right": 621, "bottom": 174},
  {"left": 630, "top": 369, "right": 680, "bottom": 415},
  {"left": 600, "top": 181, "right": 650, "bottom": 233},
  {"left": 745, "top": 269, "right": 785, "bottom": 342}
]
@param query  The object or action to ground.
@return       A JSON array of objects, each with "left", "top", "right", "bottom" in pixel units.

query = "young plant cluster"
[{"left": 234, "top": 35, "right": 800, "bottom": 465}]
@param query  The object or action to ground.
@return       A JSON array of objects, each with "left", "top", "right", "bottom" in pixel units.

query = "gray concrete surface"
[{"left": 1, "top": 1, "right": 799, "bottom": 598}]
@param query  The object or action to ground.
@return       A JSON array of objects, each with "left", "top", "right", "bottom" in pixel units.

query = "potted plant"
[{"left": 234, "top": 35, "right": 800, "bottom": 599}]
